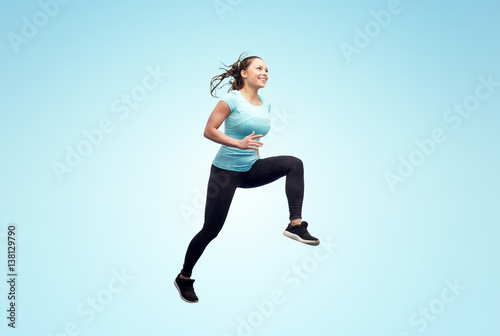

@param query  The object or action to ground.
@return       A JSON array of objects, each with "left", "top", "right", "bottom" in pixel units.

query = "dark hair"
[{"left": 210, "top": 52, "right": 262, "bottom": 98}]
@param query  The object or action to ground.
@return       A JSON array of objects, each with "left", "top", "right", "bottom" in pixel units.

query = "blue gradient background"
[{"left": 1, "top": 0, "right": 499, "bottom": 335}]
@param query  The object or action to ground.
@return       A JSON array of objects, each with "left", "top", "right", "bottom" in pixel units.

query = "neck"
[{"left": 239, "top": 86, "right": 259, "bottom": 100}]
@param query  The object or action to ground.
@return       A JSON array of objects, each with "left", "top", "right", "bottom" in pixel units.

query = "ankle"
[
  {"left": 179, "top": 274, "right": 191, "bottom": 280},
  {"left": 290, "top": 218, "right": 302, "bottom": 226}
]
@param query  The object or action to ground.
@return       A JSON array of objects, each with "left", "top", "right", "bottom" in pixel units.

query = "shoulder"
[
  {"left": 220, "top": 90, "right": 239, "bottom": 100},
  {"left": 258, "top": 94, "right": 271, "bottom": 111},
  {"left": 219, "top": 90, "right": 240, "bottom": 111}
]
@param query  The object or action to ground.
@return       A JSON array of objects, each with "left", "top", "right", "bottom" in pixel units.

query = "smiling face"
[{"left": 241, "top": 58, "right": 268, "bottom": 89}]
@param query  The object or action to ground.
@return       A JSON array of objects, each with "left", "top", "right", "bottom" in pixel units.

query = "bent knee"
[
  {"left": 198, "top": 229, "right": 220, "bottom": 241},
  {"left": 288, "top": 156, "right": 303, "bottom": 170}
]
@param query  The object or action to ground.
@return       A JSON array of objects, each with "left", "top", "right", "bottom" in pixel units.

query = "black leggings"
[{"left": 180, "top": 155, "right": 304, "bottom": 277}]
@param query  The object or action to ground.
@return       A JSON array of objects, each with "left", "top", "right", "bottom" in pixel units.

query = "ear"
[{"left": 240, "top": 69, "right": 247, "bottom": 79}]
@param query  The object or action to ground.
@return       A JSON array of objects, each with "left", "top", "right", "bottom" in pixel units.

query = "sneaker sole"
[
  {"left": 174, "top": 279, "right": 199, "bottom": 303},
  {"left": 283, "top": 231, "right": 320, "bottom": 246}
]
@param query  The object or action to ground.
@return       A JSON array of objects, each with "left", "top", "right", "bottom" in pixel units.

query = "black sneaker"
[
  {"left": 174, "top": 274, "right": 199, "bottom": 303},
  {"left": 283, "top": 221, "right": 320, "bottom": 246}
]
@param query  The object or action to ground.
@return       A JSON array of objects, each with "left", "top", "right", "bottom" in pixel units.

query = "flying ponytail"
[{"left": 210, "top": 52, "right": 261, "bottom": 98}]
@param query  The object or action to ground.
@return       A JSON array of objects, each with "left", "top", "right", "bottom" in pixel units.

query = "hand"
[{"left": 237, "top": 131, "right": 263, "bottom": 151}]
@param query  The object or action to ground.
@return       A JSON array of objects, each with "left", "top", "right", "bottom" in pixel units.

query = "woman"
[{"left": 174, "top": 53, "right": 319, "bottom": 303}]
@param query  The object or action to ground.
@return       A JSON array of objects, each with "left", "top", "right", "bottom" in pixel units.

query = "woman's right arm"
[{"left": 204, "top": 100, "right": 263, "bottom": 151}]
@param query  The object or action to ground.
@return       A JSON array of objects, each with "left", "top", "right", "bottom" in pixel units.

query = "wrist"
[{"left": 232, "top": 138, "right": 242, "bottom": 149}]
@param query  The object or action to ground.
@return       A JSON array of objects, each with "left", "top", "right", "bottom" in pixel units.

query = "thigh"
[
  {"left": 239, "top": 156, "right": 296, "bottom": 189},
  {"left": 203, "top": 165, "right": 242, "bottom": 231}
]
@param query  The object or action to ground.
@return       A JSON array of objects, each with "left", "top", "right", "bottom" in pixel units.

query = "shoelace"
[
  {"left": 180, "top": 279, "right": 195, "bottom": 292},
  {"left": 293, "top": 224, "right": 308, "bottom": 235}
]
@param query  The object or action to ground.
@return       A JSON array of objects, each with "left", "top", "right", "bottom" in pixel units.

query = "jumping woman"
[{"left": 174, "top": 53, "right": 319, "bottom": 303}]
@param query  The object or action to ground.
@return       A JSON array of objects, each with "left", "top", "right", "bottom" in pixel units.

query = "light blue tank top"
[{"left": 212, "top": 90, "right": 271, "bottom": 172}]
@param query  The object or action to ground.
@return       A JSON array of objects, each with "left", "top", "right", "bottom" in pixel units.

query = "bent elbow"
[{"left": 204, "top": 127, "right": 213, "bottom": 140}]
